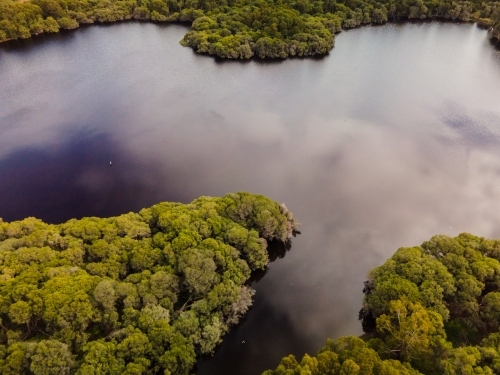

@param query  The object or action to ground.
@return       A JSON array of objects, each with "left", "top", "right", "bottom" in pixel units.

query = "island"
[
  {"left": 0, "top": 192, "right": 298, "bottom": 374},
  {"left": 0, "top": 0, "right": 498, "bottom": 58},
  {"left": 265, "top": 233, "right": 500, "bottom": 375}
]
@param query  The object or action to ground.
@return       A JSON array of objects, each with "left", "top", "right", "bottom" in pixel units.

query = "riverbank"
[{"left": 0, "top": 0, "right": 498, "bottom": 58}]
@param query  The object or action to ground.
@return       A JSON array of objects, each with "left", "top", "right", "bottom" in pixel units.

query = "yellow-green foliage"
[
  {"left": 266, "top": 233, "right": 500, "bottom": 375},
  {"left": 0, "top": 192, "right": 298, "bottom": 374},
  {"left": 180, "top": 5, "right": 340, "bottom": 58},
  {"left": 0, "top": 0, "right": 499, "bottom": 57},
  {"left": 263, "top": 336, "right": 424, "bottom": 375}
]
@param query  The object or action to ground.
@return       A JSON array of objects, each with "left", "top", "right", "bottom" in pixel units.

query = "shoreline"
[{"left": 1, "top": 13, "right": 498, "bottom": 56}]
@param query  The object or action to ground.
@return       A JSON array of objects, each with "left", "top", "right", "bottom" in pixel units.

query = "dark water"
[{"left": 2, "top": 21, "right": 500, "bottom": 374}]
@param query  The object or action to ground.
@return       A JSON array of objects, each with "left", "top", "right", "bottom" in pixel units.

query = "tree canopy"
[
  {"left": 0, "top": 0, "right": 499, "bottom": 58},
  {"left": 0, "top": 192, "right": 298, "bottom": 374},
  {"left": 265, "top": 233, "right": 500, "bottom": 375}
]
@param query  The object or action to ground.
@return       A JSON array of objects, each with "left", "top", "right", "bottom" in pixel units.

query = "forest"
[
  {"left": 0, "top": 192, "right": 298, "bottom": 374},
  {"left": 0, "top": 0, "right": 499, "bottom": 58},
  {"left": 264, "top": 233, "right": 500, "bottom": 375}
]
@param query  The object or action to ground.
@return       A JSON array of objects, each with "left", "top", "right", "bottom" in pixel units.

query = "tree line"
[
  {"left": 0, "top": 192, "right": 298, "bottom": 374},
  {"left": 264, "top": 233, "right": 500, "bottom": 375},
  {"left": 0, "top": 0, "right": 499, "bottom": 58}
]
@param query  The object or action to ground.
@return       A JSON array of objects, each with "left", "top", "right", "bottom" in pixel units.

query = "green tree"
[
  {"left": 481, "top": 292, "right": 500, "bottom": 331},
  {"left": 0, "top": 193, "right": 297, "bottom": 374},
  {"left": 376, "top": 297, "right": 446, "bottom": 362},
  {"left": 30, "top": 340, "right": 74, "bottom": 375}
]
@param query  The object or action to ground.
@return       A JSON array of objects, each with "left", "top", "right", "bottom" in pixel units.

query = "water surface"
[{"left": 1, "top": 21, "right": 500, "bottom": 375}]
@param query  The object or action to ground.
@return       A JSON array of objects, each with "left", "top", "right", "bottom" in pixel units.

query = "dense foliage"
[
  {"left": 0, "top": 0, "right": 499, "bottom": 58},
  {"left": 265, "top": 233, "right": 500, "bottom": 375},
  {"left": 0, "top": 192, "right": 298, "bottom": 374},
  {"left": 180, "top": 5, "right": 339, "bottom": 58},
  {"left": 263, "top": 336, "right": 425, "bottom": 375}
]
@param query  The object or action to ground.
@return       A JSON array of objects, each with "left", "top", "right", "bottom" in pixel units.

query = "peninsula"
[{"left": 0, "top": 192, "right": 298, "bottom": 374}]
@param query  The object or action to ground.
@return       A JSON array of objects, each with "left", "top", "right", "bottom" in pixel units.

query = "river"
[{"left": 1, "top": 21, "right": 500, "bottom": 375}]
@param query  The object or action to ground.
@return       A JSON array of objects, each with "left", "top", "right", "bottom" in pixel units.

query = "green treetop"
[
  {"left": 0, "top": 0, "right": 499, "bottom": 58},
  {"left": 265, "top": 233, "right": 500, "bottom": 375},
  {"left": 0, "top": 192, "right": 299, "bottom": 374}
]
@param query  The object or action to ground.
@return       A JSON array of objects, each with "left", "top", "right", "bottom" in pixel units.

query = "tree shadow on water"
[
  {"left": 193, "top": 240, "right": 297, "bottom": 374},
  {"left": 247, "top": 239, "right": 293, "bottom": 284},
  {"left": 489, "top": 36, "right": 500, "bottom": 50}
]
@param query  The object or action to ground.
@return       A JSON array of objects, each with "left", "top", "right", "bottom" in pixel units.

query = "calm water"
[{"left": 2, "top": 21, "right": 500, "bottom": 374}]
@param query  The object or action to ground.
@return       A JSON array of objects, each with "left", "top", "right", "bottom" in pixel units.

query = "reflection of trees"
[
  {"left": 247, "top": 238, "right": 295, "bottom": 284},
  {"left": 268, "top": 239, "right": 293, "bottom": 262}
]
